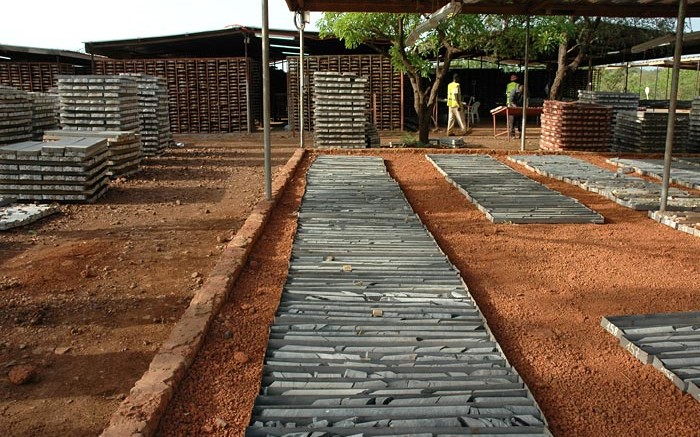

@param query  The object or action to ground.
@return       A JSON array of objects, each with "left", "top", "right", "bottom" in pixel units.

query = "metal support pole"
[
  {"left": 520, "top": 16, "right": 530, "bottom": 152},
  {"left": 660, "top": 0, "right": 687, "bottom": 212},
  {"left": 244, "top": 34, "right": 252, "bottom": 134},
  {"left": 624, "top": 63, "right": 629, "bottom": 92},
  {"left": 654, "top": 66, "right": 660, "bottom": 99},
  {"left": 295, "top": 11, "right": 306, "bottom": 148},
  {"left": 262, "top": 0, "right": 272, "bottom": 200},
  {"left": 400, "top": 73, "right": 405, "bottom": 131}
]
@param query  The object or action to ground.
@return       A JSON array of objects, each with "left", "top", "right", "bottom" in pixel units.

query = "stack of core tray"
[
  {"left": 44, "top": 129, "right": 142, "bottom": 178},
  {"left": 121, "top": 73, "right": 172, "bottom": 156},
  {"left": 0, "top": 137, "right": 110, "bottom": 202},
  {"left": 539, "top": 100, "right": 612, "bottom": 151},
  {"left": 29, "top": 92, "right": 59, "bottom": 139},
  {"left": 313, "top": 72, "right": 368, "bottom": 149},
  {"left": 0, "top": 86, "right": 32, "bottom": 145},
  {"left": 578, "top": 90, "right": 639, "bottom": 129},
  {"left": 689, "top": 97, "right": 700, "bottom": 153},
  {"left": 613, "top": 110, "right": 690, "bottom": 153},
  {"left": 58, "top": 75, "right": 140, "bottom": 133}
]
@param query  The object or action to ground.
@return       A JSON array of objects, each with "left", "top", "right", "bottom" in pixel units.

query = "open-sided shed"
[{"left": 276, "top": 0, "right": 699, "bottom": 211}]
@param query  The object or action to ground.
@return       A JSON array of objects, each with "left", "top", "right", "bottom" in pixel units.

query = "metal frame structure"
[{"left": 276, "top": 0, "right": 699, "bottom": 211}]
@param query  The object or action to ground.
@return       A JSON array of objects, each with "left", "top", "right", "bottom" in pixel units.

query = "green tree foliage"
[
  {"left": 597, "top": 67, "right": 700, "bottom": 100},
  {"left": 318, "top": 12, "right": 489, "bottom": 144}
]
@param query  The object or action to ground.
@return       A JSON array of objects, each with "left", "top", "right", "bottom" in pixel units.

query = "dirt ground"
[{"left": 3, "top": 125, "right": 700, "bottom": 436}]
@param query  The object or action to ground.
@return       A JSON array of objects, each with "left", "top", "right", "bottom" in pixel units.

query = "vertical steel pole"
[
  {"left": 298, "top": 13, "right": 305, "bottom": 148},
  {"left": 262, "top": 0, "right": 272, "bottom": 200},
  {"left": 654, "top": 66, "right": 660, "bottom": 99},
  {"left": 520, "top": 16, "right": 530, "bottom": 152},
  {"left": 244, "top": 34, "right": 252, "bottom": 134},
  {"left": 660, "top": 0, "right": 687, "bottom": 212}
]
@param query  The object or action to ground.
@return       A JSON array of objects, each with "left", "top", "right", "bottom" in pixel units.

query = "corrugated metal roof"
[{"left": 284, "top": 0, "right": 700, "bottom": 17}]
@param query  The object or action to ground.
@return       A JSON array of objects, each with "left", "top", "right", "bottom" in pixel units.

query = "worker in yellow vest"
[
  {"left": 446, "top": 74, "right": 467, "bottom": 136},
  {"left": 506, "top": 73, "right": 521, "bottom": 137}
]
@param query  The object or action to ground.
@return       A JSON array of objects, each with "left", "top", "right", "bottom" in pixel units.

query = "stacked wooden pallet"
[
  {"left": 0, "top": 137, "right": 110, "bottom": 202},
  {"left": 689, "top": 97, "right": 700, "bottom": 153},
  {"left": 121, "top": 73, "right": 172, "bottom": 155},
  {"left": 288, "top": 55, "right": 401, "bottom": 132},
  {"left": 539, "top": 100, "right": 612, "bottom": 151},
  {"left": 0, "top": 62, "right": 78, "bottom": 93},
  {"left": 313, "top": 72, "right": 368, "bottom": 149},
  {"left": 94, "top": 58, "right": 258, "bottom": 134},
  {"left": 44, "top": 130, "right": 142, "bottom": 178},
  {"left": 28, "top": 92, "right": 59, "bottom": 139},
  {"left": 613, "top": 110, "right": 689, "bottom": 153},
  {"left": 58, "top": 75, "right": 140, "bottom": 133},
  {"left": 0, "top": 86, "right": 33, "bottom": 145}
]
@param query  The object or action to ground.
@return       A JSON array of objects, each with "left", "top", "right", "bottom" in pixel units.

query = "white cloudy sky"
[
  {"left": 1, "top": 1, "right": 699, "bottom": 52},
  {"left": 1, "top": 0, "right": 320, "bottom": 52}
]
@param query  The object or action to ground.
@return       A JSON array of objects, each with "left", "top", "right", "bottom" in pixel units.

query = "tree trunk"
[
  {"left": 549, "top": 41, "right": 568, "bottom": 100},
  {"left": 417, "top": 101, "right": 432, "bottom": 144}
]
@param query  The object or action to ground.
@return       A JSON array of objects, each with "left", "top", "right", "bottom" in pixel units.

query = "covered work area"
[{"left": 276, "top": 0, "right": 700, "bottom": 212}]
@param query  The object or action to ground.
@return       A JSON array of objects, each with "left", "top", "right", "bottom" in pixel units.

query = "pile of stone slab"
[
  {"left": 0, "top": 203, "right": 59, "bottom": 231},
  {"left": 607, "top": 157, "right": 700, "bottom": 190},
  {"left": 248, "top": 155, "right": 551, "bottom": 436},
  {"left": 578, "top": 90, "right": 639, "bottom": 130},
  {"left": 509, "top": 154, "right": 700, "bottom": 211},
  {"left": 44, "top": 130, "right": 142, "bottom": 178},
  {"left": 313, "top": 72, "right": 368, "bottom": 149},
  {"left": 428, "top": 154, "right": 604, "bottom": 224},
  {"left": 0, "top": 137, "right": 110, "bottom": 202},
  {"left": 613, "top": 110, "right": 689, "bottom": 153},
  {"left": 28, "top": 92, "right": 59, "bottom": 140},
  {"left": 58, "top": 75, "right": 140, "bottom": 133},
  {"left": 121, "top": 73, "right": 172, "bottom": 156},
  {"left": 602, "top": 311, "right": 700, "bottom": 401},
  {"left": 0, "top": 86, "right": 32, "bottom": 145},
  {"left": 540, "top": 100, "right": 612, "bottom": 151},
  {"left": 648, "top": 210, "right": 700, "bottom": 237},
  {"left": 688, "top": 97, "right": 700, "bottom": 153}
]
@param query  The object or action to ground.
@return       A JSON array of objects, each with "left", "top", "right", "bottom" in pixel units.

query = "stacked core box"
[
  {"left": 0, "top": 137, "right": 110, "bottom": 202},
  {"left": 58, "top": 75, "right": 140, "bottom": 132},
  {"left": 0, "top": 86, "right": 32, "bottom": 145},
  {"left": 539, "top": 100, "right": 612, "bottom": 151},
  {"left": 613, "top": 111, "right": 690, "bottom": 153},
  {"left": 313, "top": 72, "right": 368, "bottom": 149}
]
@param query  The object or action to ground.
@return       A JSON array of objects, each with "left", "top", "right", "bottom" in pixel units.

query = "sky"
[
  {"left": 1, "top": 0, "right": 320, "bottom": 52},
  {"left": 2, "top": 2, "right": 700, "bottom": 53}
]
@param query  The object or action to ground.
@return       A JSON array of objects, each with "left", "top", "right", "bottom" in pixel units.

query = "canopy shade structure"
[
  {"left": 85, "top": 26, "right": 387, "bottom": 60},
  {"left": 284, "top": 0, "right": 700, "bottom": 17}
]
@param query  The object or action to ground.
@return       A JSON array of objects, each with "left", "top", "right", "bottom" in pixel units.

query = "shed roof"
[
  {"left": 284, "top": 0, "right": 700, "bottom": 17},
  {"left": 85, "top": 26, "right": 386, "bottom": 60},
  {"left": 0, "top": 43, "right": 93, "bottom": 65}
]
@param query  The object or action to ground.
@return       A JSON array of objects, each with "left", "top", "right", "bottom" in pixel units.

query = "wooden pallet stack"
[
  {"left": 121, "top": 73, "right": 172, "bottom": 155},
  {"left": 0, "top": 86, "right": 33, "bottom": 145},
  {"left": 58, "top": 75, "right": 140, "bottom": 132},
  {"left": 0, "top": 137, "right": 110, "bottom": 202},
  {"left": 94, "top": 58, "right": 258, "bottom": 134},
  {"left": 689, "top": 97, "right": 700, "bottom": 153},
  {"left": 44, "top": 130, "right": 142, "bottom": 178},
  {"left": 313, "top": 72, "right": 368, "bottom": 149},
  {"left": 28, "top": 92, "right": 59, "bottom": 139},
  {"left": 288, "top": 55, "right": 401, "bottom": 132},
  {"left": 613, "top": 110, "right": 690, "bottom": 153},
  {"left": 0, "top": 62, "right": 79, "bottom": 92},
  {"left": 539, "top": 100, "right": 612, "bottom": 152}
]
